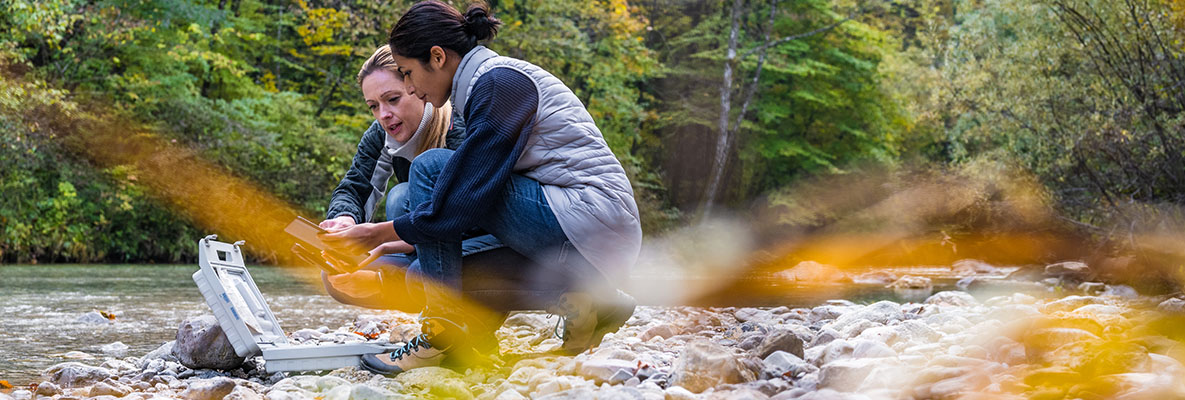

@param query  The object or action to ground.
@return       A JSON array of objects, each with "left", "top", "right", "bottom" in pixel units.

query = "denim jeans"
[
  {"left": 321, "top": 164, "right": 580, "bottom": 313},
  {"left": 405, "top": 149, "right": 605, "bottom": 316},
  {"left": 385, "top": 181, "right": 410, "bottom": 221}
]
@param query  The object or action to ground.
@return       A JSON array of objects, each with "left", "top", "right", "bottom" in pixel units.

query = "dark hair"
[{"left": 388, "top": 1, "right": 502, "bottom": 64}]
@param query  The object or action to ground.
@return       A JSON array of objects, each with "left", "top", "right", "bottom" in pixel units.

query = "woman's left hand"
[{"left": 320, "top": 222, "right": 400, "bottom": 255}]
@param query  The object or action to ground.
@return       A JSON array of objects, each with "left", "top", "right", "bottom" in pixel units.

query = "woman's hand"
[
  {"left": 359, "top": 241, "right": 415, "bottom": 267},
  {"left": 325, "top": 269, "right": 382, "bottom": 298},
  {"left": 320, "top": 216, "right": 356, "bottom": 232},
  {"left": 320, "top": 222, "right": 400, "bottom": 256}
]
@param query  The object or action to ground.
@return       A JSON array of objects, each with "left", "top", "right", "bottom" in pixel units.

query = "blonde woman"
[{"left": 321, "top": 44, "right": 457, "bottom": 235}]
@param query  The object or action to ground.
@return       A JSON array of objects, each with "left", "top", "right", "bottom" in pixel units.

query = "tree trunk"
[
  {"left": 702, "top": 0, "right": 744, "bottom": 216},
  {"left": 212, "top": 0, "right": 228, "bottom": 35},
  {"left": 734, "top": 1, "right": 778, "bottom": 147},
  {"left": 315, "top": 69, "right": 341, "bottom": 117}
]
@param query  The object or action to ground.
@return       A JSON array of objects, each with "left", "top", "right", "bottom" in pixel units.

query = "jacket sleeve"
[{"left": 326, "top": 121, "right": 387, "bottom": 224}]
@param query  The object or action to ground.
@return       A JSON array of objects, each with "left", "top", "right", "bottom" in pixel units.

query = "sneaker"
[
  {"left": 360, "top": 332, "right": 444, "bottom": 375},
  {"left": 549, "top": 290, "right": 636, "bottom": 355},
  {"left": 360, "top": 317, "right": 458, "bottom": 375}
]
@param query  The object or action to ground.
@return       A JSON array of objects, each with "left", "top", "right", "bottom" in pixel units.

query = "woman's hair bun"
[{"left": 462, "top": 5, "right": 501, "bottom": 42}]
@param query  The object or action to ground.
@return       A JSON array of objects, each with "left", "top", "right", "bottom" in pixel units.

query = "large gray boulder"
[{"left": 173, "top": 315, "right": 246, "bottom": 370}]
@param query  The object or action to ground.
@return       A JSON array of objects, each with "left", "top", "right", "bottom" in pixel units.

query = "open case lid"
[{"left": 192, "top": 236, "right": 288, "bottom": 358}]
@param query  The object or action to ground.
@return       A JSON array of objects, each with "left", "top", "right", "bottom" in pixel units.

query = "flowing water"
[
  {"left": 0, "top": 263, "right": 1038, "bottom": 386},
  {"left": 0, "top": 264, "right": 366, "bottom": 386}
]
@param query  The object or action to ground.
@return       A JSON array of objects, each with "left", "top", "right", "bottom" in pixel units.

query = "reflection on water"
[{"left": 0, "top": 264, "right": 367, "bottom": 385}]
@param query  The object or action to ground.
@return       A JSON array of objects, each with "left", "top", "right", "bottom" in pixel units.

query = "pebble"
[
  {"left": 76, "top": 311, "right": 115, "bottom": 325},
  {"left": 734, "top": 308, "right": 773, "bottom": 323},
  {"left": 99, "top": 342, "right": 130, "bottom": 357},
  {"left": 754, "top": 329, "right": 804, "bottom": 359},
  {"left": 924, "top": 291, "right": 978, "bottom": 307},
  {"left": 669, "top": 340, "right": 755, "bottom": 393},
  {"left": 578, "top": 359, "right": 637, "bottom": 384},
  {"left": 44, "top": 362, "right": 115, "bottom": 387},
  {"left": 89, "top": 380, "right": 131, "bottom": 397},
  {"left": 34, "top": 382, "right": 61, "bottom": 396},
  {"left": 1159, "top": 298, "right": 1185, "bottom": 313},
  {"left": 640, "top": 323, "right": 681, "bottom": 341},
  {"left": 178, "top": 377, "right": 236, "bottom": 400},
  {"left": 1044, "top": 261, "right": 1092, "bottom": 281}
]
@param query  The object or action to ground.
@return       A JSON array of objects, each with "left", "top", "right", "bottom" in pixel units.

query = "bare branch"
[
  {"left": 739, "top": 10, "right": 862, "bottom": 60},
  {"left": 702, "top": 0, "right": 745, "bottom": 213}
]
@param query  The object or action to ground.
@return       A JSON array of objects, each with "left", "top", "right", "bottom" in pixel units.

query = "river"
[
  {"left": 0, "top": 262, "right": 1031, "bottom": 387},
  {"left": 0, "top": 264, "right": 365, "bottom": 386}
]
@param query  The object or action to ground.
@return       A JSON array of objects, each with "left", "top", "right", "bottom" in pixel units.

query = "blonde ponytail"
[{"left": 417, "top": 101, "right": 452, "bottom": 156}]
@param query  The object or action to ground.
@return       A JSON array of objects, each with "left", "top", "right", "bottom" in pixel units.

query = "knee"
[
  {"left": 410, "top": 148, "right": 454, "bottom": 179},
  {"left": 386, "top": 182, "right": 409, "bottom": 220}
]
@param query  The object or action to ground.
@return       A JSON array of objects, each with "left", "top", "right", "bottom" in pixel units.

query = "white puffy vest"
[{"left": 451, "top": 46, "right": 642, "bottom": 280}]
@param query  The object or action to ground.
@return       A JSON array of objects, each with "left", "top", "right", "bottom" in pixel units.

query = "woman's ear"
[{"left": 429, "top": 46, "right": 447, "bottom": 70}]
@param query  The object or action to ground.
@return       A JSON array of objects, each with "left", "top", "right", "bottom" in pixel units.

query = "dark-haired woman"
[{"left": 323, "top": 1, "right": 642, "bottom": 374}]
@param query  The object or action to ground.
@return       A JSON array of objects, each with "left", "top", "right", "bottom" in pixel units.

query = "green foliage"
[
  {"left": 489, "top": 0, "right": 680, "bottom": 231},
  {"left": 741, "top": 2, "right": 902, "bottom": 189},
  {"left": 0, "top": 65, "right": 200, "bottom": 262},
  {"left": 640, "top": 0, "right": 904, "bottom": 205},
  {"left": 890, "top": 0, "right": 1185, "bottom": 229},
  {"left": 15, "top": 0, "right": 1177, "bottom": 262},
  {"left": 0, "top": 0, "right": 684, "bottom": 262}
]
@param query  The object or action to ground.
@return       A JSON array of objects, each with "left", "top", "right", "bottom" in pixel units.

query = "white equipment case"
[{"left": 192, "top": 235, "right": 396, "bottom": 372}]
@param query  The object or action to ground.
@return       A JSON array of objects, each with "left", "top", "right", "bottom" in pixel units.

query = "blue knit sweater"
[{"left": 391, "top": 67, "right": 538, "bottom": 244}]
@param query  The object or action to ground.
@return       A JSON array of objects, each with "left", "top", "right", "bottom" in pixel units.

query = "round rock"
[
  {"left": 669, "top": 340, "right": 755, "bottom": 393},
  {"left": 42, "top": 362, "right": 114, "bottom": 388},
  {"left": 173, "top": 315, "right": 246, "bottom": 370}
]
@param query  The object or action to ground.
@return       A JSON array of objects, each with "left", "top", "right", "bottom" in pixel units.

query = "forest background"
[{"left": 4, "top": 0, "right": 1185, "bottom": 274}]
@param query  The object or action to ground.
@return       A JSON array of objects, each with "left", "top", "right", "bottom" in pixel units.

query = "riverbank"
[{"left": 6, "top": 286, "right": 1185, "bottom": 399}]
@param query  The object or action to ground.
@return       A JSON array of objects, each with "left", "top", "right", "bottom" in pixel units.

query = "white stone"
[
  {"left": 851, "top": 340, "right": 896, "bottom": 359},
  {"left": 99, "top": 341, "right": 130, "bottom": 357},
  {"left": 925, "top": 291, "right": 978, "bottom": 307},
  {"left": 664, "top": 386, "right": 700, "bottom": 400},
  {"left": 315, "top": 376, "right": 349, "bottom": 392}
]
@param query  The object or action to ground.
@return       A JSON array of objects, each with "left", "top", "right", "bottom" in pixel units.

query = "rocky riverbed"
[{"left": 7, "top": 284, "right": 1185, "bottom": 399}]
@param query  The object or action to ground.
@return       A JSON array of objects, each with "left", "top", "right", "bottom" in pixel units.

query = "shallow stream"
[
  {"left": 0, "top": 263, "right": 1042, "bottom": 386},
  {"left": 0, "top": 264, "right": 364, "bottom": 385}
]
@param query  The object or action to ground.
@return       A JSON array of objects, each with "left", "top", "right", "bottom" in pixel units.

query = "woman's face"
[
  {"left": 392, "top": 48, "right": 455, "bottom": 108},
  {"left": 361, "top": 69, "right": 424, "bottom": 143}
]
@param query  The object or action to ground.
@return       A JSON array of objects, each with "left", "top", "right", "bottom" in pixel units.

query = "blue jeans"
[
  {"left": 406, "top": 149, "right": 604, "bottom": 316},
  {"left": 321, "top": 168, "right": 579, "bottom": 313}
]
